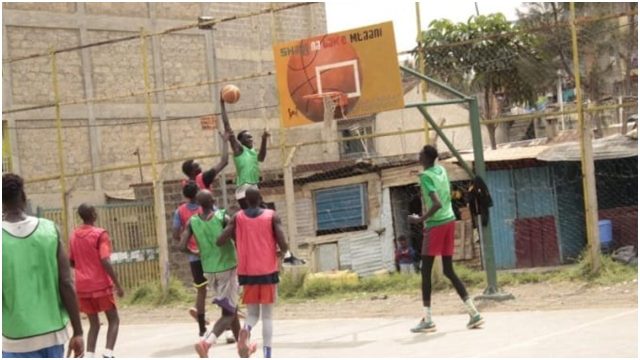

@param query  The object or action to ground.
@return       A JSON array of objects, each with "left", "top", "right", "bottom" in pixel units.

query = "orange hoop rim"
[{"left": 303, "top": 91, "right": 348, "bottom": 107}]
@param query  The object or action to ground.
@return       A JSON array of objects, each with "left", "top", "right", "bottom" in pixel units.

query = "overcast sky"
[{"left": 325, "top": 1, "right": 522, "bottom": 54}]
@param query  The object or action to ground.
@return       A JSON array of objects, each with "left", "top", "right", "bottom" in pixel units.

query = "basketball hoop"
[{"left": 303, "top": 91, "right": 348, "bottom": 122}]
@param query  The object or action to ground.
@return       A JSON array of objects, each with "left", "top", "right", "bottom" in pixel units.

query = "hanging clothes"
[{"left": 467, "top": 176, "right": 493, "bottom": 228}]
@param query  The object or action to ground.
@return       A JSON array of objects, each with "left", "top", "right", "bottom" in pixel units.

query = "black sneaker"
[{"left": 283, "top": 253, "right": 305, "bottom": 265}]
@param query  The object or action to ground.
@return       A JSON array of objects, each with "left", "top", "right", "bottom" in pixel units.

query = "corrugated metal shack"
[
  {"left": 448, "top": 133, "right": 637, "bottom": 269},
  {"left": 260, "top": 155, "right": 474, "bottom": 276}
]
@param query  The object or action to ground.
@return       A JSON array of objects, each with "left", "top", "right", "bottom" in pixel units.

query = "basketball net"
[{"left": 321, "top": 93, "right": 347, "bottom": 122}]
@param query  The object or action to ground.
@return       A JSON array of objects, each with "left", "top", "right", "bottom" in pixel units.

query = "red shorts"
[
  {"left": 78, "top": 294, "right": 116, "bottom": 315},
  {"left": 242, "top": 284, "right": 276, "bottom": 304},
  {"left": 422, "top": 221, "right": 456, "bottom": 256}
]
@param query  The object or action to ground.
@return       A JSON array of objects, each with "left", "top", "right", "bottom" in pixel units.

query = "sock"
[
  {"left": 205, "top": 332, "right": 218, "bottom": 345},
  {"left": 263, "top": 346, "right": 272, "bottom": 358},
  {"left": 86, "top": 352, "right": 95, "bottom": 358},
  {"left": 423, "top": 306, "right": 432, "bottom": 322},
  {"left": 464, "top": 298, "right": 479, "bottom": 316},
  {"left": 103, "top": 349, "right": 113, "bottom": 358},
  {"left": 197, "top": 314, "right": 207, "bottom": 336}
]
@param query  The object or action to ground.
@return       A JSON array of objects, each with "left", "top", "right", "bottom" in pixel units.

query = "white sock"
[
  {"left": 464, "top": 298, "right": 479, "bottom": 316},
  {"left": 205, "top": 332, "right": 218, "bottom": 345},
  {"left": 423, "top": 306, "right": 432, "bottom": 322},
  {"left": 104, "top": 349, "right": 114, "bottom": 358},
  {"left": 85, "top": 352, "right": 95, "bottom": 358}
]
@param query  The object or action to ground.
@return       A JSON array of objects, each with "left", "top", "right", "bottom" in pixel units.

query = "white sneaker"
[{"left": 225, "top": 330, "right": 236, "bottom": 344}]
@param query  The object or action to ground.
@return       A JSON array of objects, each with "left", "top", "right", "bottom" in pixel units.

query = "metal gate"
[{"left": 38, "top": 203, "right": 159, "bottom": 289}]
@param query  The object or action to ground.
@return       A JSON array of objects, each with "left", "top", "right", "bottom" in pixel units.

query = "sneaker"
[
  {"left": 283, "top": 253, "right": 306, "bottom": 265},
  {"left": 189, "top": 308, "right": 210, "bottom": 326},
  {"left": 467, "top": 314, "right": 484, "bottom": 329},
  {"left": 194, "top": 339, "right": 211, "bottom": 358},
  {"left": 237, "top": 328, "right": 257, "bottom": 358},
  {"left": 225, "top": 329, "right": 236, "bottom": 344},
  {"left": 410, "top": 318, "right": 437, "bottom": 333}
]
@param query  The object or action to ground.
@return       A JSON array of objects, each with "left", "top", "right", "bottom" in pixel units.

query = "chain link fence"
[{"left": 3, "top": 3, "right": 637, "bottom": 287}]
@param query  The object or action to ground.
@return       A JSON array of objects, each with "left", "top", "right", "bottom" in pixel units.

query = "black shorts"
[{"left": 189, "top": 260, "right": 208, "bottom": 288}]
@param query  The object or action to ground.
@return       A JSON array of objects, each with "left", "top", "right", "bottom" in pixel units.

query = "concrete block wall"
[
  {"left": 6, "top": 27, "right": 83, "bottom": 104},
  {"left": 3, "top": 2, "right": 76, "bottom": 13},
  {"left": 3, "top": 2, "right": 328, "bottom": 209},
  {"left": 87, "top": 30, "right": 155, "bottom": 104},
  {"left": 15, "top": 119, "right": 94, "bottom": 193}
]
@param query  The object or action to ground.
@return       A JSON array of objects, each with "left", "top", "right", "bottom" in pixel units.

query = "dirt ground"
[{"left": 117, "top": 280, "right": 638, "bottom": 324}]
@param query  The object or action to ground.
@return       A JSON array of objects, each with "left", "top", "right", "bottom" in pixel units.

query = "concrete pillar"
[
  {"left": 2, "top": 24, "right": 21, "bottom": 174},
  {"left": 76, "top": 3, "right": 102, "bottom": 191},
  {"left": 545, "top": 118, "right": 558, "bottom": 140}
]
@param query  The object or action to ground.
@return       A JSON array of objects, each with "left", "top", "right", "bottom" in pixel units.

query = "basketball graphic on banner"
[
  {"left": 287, "top": 35, "right": 362, "bottom": 122},
  {"left": 274, "top": 22, "right": 405, "bottom": 128}
]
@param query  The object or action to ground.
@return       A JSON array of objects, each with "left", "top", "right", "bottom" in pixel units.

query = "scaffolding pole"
[
  {"left": 141, "top": 28, "right": 170, "bottom": 291},
  {"left": 50, "top": 49, "right": 71, "bottom": 244},
  {"left": 570, "top": 2, "right": 601, "bottom": 273},
  {"left": 415, "top": 2, "right": 430, "bottom": 145}
]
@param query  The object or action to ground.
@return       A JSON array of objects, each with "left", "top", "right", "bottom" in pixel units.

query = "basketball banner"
[{"left": 273, "top": 22, "right": 405, "bottom": 128}]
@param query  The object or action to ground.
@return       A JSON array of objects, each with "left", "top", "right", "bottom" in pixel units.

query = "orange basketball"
[
  {"left": 221, "top": 84, "right": 240, "bottom": 104},
  {"left": 287, "top": 34, "right": 362, "bottom": 122}
]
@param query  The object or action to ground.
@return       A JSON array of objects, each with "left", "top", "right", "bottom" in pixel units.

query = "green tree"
[{"left": 416, "top": 14, "right": 549, "bottom": 149}]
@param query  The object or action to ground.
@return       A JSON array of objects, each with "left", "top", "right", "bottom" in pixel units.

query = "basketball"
[
  {"left": 286, "top": 34, "right": 362, "bottom": 122},
  {"left": 221, "top": 84, "right": 240, "bottom": 104}
]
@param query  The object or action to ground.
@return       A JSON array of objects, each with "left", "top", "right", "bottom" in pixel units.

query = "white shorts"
[
  {"left": 207, "top": 268, "right": 240, "bottom": 313},
  {"left": 235, "top": 183, "right": 259, "bottom": 200}
]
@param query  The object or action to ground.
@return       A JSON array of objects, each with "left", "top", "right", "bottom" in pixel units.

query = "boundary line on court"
[{"left": 482, "top": 308, "right": 638, "bottom": 357}]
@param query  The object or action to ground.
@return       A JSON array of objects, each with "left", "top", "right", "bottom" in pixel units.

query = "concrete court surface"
[{"left": 93, "top": 307, "right": 637, "bottom": 358}]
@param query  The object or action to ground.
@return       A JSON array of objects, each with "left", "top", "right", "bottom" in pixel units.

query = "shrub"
[{"left": 123, "top": 277, "right": 191, "bottom": 306}]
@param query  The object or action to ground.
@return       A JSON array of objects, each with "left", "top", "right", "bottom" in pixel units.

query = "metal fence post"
[
  {"left": 415, "top": 2, "right": 430, "bottom": 145},
  {"left": 570, "top": 2, "right": 601, "bottom": 274},
  {"left": 50, "top": 49, "right": 71, "bottom": 244},
  {"left": 284, "top": 145, "right": 299, "bottom": 252},
  {"left": 141, "top": 28, "right": 170, "bottom": 291},
  {"left": 469, "top": 97, "right": 513, "bottom": 301}
]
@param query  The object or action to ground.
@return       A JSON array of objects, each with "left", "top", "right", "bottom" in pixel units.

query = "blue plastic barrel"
[{"left": 598, "top": 219, "right": 613, "bottom": 250}]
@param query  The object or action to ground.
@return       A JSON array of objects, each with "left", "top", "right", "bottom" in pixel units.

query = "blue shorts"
[{"left": 3, "top": 344, "right": 64, "bottom": 358}]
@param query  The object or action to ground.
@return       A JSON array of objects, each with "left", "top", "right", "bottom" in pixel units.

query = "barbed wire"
[
  {"left": 2, "top": 2, "right": 315, "bottom": 64},
  {"left": 11, "top": 102, "right": 637, "bottom": 185},
  {"left": 7, "top": 7, "right": 637, "bottom": 188},
  {"left": 397, "top": 10, "right": 637, "bottom": 56},
  {"left": 3, "top": 10, "right": 634, "bottom": 117},
  {"left": 2, "top": 70, "right": 276, "bottom": 115},
  {"left": 5, "top": 104, "right": 280, "bottom": 130}
]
